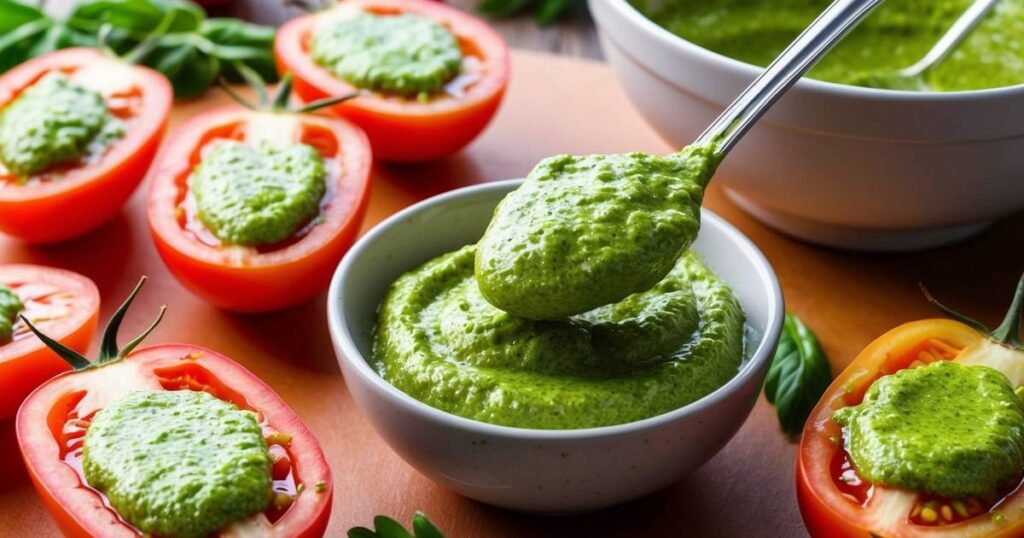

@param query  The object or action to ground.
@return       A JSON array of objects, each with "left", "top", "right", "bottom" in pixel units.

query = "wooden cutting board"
[{"left": 2, "top": 49, "right": 1023, "bottom": 538}]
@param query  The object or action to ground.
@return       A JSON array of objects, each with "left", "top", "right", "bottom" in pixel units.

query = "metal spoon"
[
  {"left": 696, "top": 0, "right": 883, "bottom": 155},
  {"left": 476, "top": 0, "right": 887, "bottom": 320},
  {"left": 851, "top": 0, "right": 1001, "bottom": 90}
]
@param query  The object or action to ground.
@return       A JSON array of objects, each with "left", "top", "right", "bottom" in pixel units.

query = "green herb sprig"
[
  {"left": 348, "top": 512, "right": 445, "bottom": 538},
  {"left": 765, "top": 314, "right": 833, "bottom": 437},
  {"left": 477, "top": 0, "right": 583, "bottom": 26},
  {"left": 0, "top": 0, "right": 278, "bottom": 99}
]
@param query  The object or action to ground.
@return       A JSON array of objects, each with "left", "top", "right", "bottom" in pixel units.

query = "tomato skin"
[
  {"left": 797, "top": 462, "right": 872, "bottom": 538},
  {"left": 275, "top": 0, "right": 510, "bottom": 162},
  {"left": 0, "top": 48, "right": 171, "bottom": 244},
  {"left": 0, "top": 265, "right": 99, "bottom": 420},
  {"left": 796, "top": 319, "right": 1024, "bottom": 538},
  {"left": 16, "top": 344, "right": 333, "bottom": 537},
  {"left": 146, "top": 106, "right": 372, "bottom": 312}
]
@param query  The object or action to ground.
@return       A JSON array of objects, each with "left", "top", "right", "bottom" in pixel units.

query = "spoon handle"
[
  {"left": 900, "top": 0, "right": 1000, "bottom": 78},
  {"left": 696, "top": 0, "right": 883, "bottom": 155}
]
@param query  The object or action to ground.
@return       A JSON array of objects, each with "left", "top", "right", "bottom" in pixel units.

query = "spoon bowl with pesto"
[
  {"left": 327, "top": 180, "right": 783, "bottom": 513},
  {"left": 477, "top": 0, "right": 880, "bottom": 320}
]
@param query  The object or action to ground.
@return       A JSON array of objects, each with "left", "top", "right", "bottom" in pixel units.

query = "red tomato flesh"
[
  {"left": 0, "top": 265, "right": 98, "bottom": 420},
  {"left": 17, "top": 344, "right": 333, "bottom": 537},
  {"left": 797, "top": 321, "right": 1024, "bottom": 538},
  {"left": 0, "top": 48, "right": 171, "bottom": 243},
  {"left": 275, "top": 0, "right": 510, "bottom": 162},
  {"left": 147, "top": 107, "right": 372, "bottom": 312}
]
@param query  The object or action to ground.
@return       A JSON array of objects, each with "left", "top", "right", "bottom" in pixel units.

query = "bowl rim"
[
  {"left": 599, "top": 0, "right": 1024, "bottom": 102},
  {"left": 327, "top": 179, "right": 785, "bottom": 440}
]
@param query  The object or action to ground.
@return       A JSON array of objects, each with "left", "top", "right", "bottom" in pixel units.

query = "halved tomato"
[
  {"left": 0, "top": 264, "right": 98, "bottom": 420},
  {"left": 798, "top": 304, "right": 1024, "bottom": 537},
  {"left": 146, "top": 105, "right": 372, "bottom": 312},
  {"left": 0, "top": 48, "right": 172, "bottom": 243},
  {"left": 275, "top": 0, "right": 509, "bottom": 162},
  {"left": 17, "top": 280, "right": 333, "bottom": 536}
]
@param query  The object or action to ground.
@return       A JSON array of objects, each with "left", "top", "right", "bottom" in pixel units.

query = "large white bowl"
[
  {"left": 326, "top": 180, "right": 784, "bottom": 513},
  {"left": 591, "top": 0, "right": 1024, "bottom": 251}
]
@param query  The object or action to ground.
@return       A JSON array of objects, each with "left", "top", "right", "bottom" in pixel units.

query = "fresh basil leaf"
[
  {"left": 0, "top": 0, "right": 45, "bottom": 32},
  {"left": 200, "top": 18, "right": 276, "bottom": 46},
  {"left": 26, "top": 23, "right": 95, "bottom": 58},
  {"left": 479, "top": 0, "right": 582, "bottom": 24},
  {"left": 765, "top": 314, "right": 833, "bottom": 437},
  {"left": 67, "top": 0, "right": 203, "bottom": 37},
  {"left": 349, "top": 513, "right": 446, "bottom": 538},
  {"left": 535, "top": 0, "right": 574, "bottom": 25},
  {"left": 478, "top": 0, "right": 534, "bottom": 18},
  {"left": 199, "top": 18, "right": 279, "bottom": 83},
  {"left": 144, "top": 41, "right": 219, "bottom": 98},
  {"left": 412, "top": 512, "right": 445, "bottom": 538},
  {"left": 373, "top": 516, "right": 413, "bottom": 538},
  {"left": 219, "top": 53, "right": 278, "bottom": 84},
  {"left": 0, "top": 0, "right": 276, "bottom": 100},
  {"left": 0, "top": 17, "right": 52, "bottom": 72}
]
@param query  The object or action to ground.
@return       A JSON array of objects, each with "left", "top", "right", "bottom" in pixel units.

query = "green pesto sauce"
[
  {"left": 0, "top": 284, "right": 23, "bottom": 343},
  {"left": 0, "top": 72, "right": 122, "bottom": 177},
  {"left": 630, "top": 0, "right": 1024, "bottom": 91},
  {"left": 83, "top": 390, "right": 272, "bottom": 538},
  {"left": 475, "top": 146, "right": 718, "bottom": 320},
  {"left": 311, "top": 11, "right": 463, "bottom": 97},
  {"left": 191, "top": 140, "right": 326, "bottom": 246},
  {"left": 375, "top": 245, "right": 745, "bottom": 429},
  {"left": 834, "top": 361, "right": 1024, "bottom": 498}
]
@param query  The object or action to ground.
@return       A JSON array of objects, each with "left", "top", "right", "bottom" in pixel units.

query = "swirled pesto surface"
[
  {"left": 0, "top": 284, "right": 22, "bottom": 343},
  {"left": 475, "top": 146, "right": 719, "bottom": 320},
  {"left": 834, "top": 361, "right": 1024, "bottom": 498},
  {"left": 311, "top": 11, "right": 463, "bottom": 97},
  {"left": 0, "top": 72, "right": 122, "bottom": 177},
  {"left": 191, "top": 140, "right": 326, "bottom": 246},
  {"left": 630, "top": 0, "right": 1024, "bottom": 91},
  {"left": 374, "top": 245, "right": 745, "bottom": 429},
  {"left": 83, "top": 390, "right": 272, "bottom": 538}
]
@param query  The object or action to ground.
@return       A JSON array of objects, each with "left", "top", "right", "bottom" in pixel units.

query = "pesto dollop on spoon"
[
  {"left": 476, "top": 148, "right": 718, "bottom": 320},
  {"left": 476, "top": 0, "right": 883, "bottom": 320}
]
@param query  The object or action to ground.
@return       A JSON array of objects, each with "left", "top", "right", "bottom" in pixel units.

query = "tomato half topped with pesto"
[
  {"left": 275, "top": 0, "right": 509, "bottom": 162},
  {"left": 16, "top": 279, "right": 333, "bottom": 537},
  {"left": 147, "top": 79, "right": 372, "bottom": 312},
  {"left": 0, "top": 265, "right": 99, "bottom": 420},
  {"left": 797, "top": 277, "right": 1024, "bottom": 538},
  {"left": 0, "top": 48, "right": 171, "bottom": 243}
]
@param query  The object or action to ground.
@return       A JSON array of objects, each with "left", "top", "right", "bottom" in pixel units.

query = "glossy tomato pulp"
[
  {"left": 147, "top": 106, "right": 372, "bottom": 312},
  {"left": 0, "top": 265, "right": 98, "bottom": 420},
  {"left": 0, "top": 48, "right": 171, "bottom": 243},
  {"left": 16, "top": 344, "right": 333, "bottom": 537},
  {"left": 275, "top": 0, "right": 509, "bottom": 162},
  {"left": 797, "top": 320, "right": 1024, "bottom": 538}
]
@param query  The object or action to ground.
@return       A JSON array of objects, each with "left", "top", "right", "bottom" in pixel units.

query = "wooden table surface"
[{"left": 2, "top": 49, "right": 1024, "bottom": 537}]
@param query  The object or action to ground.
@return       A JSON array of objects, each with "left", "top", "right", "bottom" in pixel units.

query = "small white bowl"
[
  {"left": 591, "top": 0, "right": 1024, "bottom": 251},
  {"left": 326, "top": 180, "right": 784, "bottom": 513}
]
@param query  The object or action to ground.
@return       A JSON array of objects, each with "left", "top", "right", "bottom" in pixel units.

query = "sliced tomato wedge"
[
  {"left": 0, "top": 264, "right": 98, "bottom": 420},
  {"left": 16, "top": 279, "right": 332, "bottom": 537},
  {"left": 146, "top": 104, "right": 372, "bottom": 312},
  {"left": 0, "top": 48, "right": 172, "bottom": 243},
  {"left": 798, "top": 294, "right": 1024, "bottom": 538},
  {"left": 275, "top": 0, "right": 509, "bottom": 162}
]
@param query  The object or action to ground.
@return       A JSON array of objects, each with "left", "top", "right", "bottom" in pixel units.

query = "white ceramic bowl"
[
  {"left": 326, "top": 180, "right": 784, "bottom": 513},
  {"left": 591, "top": 0, "right": 1024, "bottom": 251}
]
